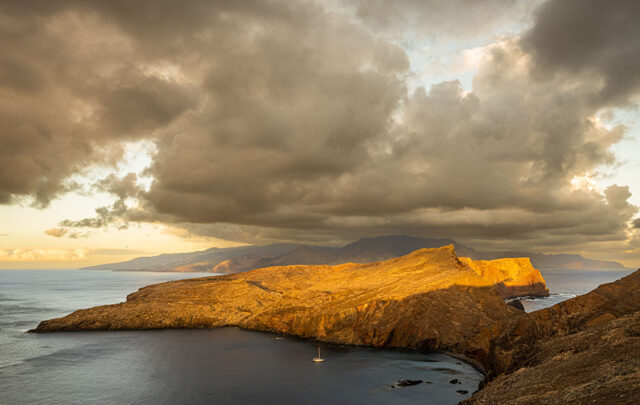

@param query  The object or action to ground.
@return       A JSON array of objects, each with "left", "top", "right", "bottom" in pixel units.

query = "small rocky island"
[{"left": 33, "top": 246, "right": 640, "bottom": 403}]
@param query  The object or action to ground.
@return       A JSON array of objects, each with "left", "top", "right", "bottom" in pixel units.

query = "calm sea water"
[
  {"left": 0, "top": 270, "right": 482, "bottom": 405},
  {"left": 521, "top": 269, "right": 636, "bottom": 312}
]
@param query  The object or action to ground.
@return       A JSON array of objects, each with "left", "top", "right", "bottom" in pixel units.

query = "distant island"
[{"left": 84, "top": 235, "right": 629, "bottom": 273}]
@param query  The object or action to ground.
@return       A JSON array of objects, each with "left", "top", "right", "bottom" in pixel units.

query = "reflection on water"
[{"left": 0, "top": 270, "right": 482, "bottom": 404}]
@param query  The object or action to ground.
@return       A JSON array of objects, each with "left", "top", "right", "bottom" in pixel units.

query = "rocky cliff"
[
  {"left": 32, "top": 246, "right": 545, "bottom": 367},
  {"left": 463, "top": 269, "right": 640, "bottom": 404},
  {"left": 459, "top": 257, "right": 549, "bottom": 299}
]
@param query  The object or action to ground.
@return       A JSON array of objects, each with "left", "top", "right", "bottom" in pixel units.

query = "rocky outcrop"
[
  {"left": 459, "top": 257, "right": 549, "bottom": 299},
  {"left": 463, "top": 269, "right": 640, "bottom": 404},
  {"left": 463, "top": 312, "right": 640, "bottom": 404},
  {"left": 32, "top": 245, "right": 545, "bottom": 367},
  {"left": 486, "top": 269, "right": 640, "bottom": 376}
]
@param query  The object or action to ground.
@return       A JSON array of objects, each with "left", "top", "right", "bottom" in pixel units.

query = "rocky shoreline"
[
  {"left": 31, "top": 246, "right": 639, "bottom": 403},
  {"left": 464, "top": 268, "right": 640, "bottom": 404}
]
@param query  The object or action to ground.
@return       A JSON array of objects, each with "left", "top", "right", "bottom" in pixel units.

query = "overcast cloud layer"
[{"left": 1, "top": 0, "right": 639, "bottom": 261}]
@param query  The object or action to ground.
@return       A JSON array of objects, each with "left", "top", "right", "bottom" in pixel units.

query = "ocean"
[
  {"left": 0, "top": 269, "right": 483, "bottom": 405},
  {"left": 0, "top": 268, "right": 634, "bottom": 404},
  {"left": 521, "top": 269, "right": 635, "bottom": 312}
]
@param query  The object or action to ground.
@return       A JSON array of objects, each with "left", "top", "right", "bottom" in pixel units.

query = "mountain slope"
[
  {"left": 84, "top": 235, "right": 629, "bottom": 272},
  {"left": 84, "top": 244, "right": 299, "bottom": 272},
  {"left": 84, "top": 235, "right": 479, "bottom": 272}
]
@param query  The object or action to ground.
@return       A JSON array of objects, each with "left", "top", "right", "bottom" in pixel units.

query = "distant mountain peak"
[{"left": 83, "top": 235, "right": 629, "bottom": 273}]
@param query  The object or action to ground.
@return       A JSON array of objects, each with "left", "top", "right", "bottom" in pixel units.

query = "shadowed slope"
[
  {"left": 487, "top": 269, "right": 640, "bottom": 375},
  {"left": 463, "top": 268, "right": 640, "bottom": 404}
]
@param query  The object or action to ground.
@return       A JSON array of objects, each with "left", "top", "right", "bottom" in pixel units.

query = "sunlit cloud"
[
  {"left": 44, "top": 227, "right": 88, "bottom": 239},
  {"left": 0, "top": 248, "right": 89, "bottom": 262}
]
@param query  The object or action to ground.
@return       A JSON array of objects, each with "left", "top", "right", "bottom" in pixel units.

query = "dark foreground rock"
[
  {"left": 463, "top": 269, "right": 640, "bottom": 404},
  {"left": 506, "top": 299, "right": 525, "bottom": 311},
  {"left": 392, "top": 379, "right": 423, "bottom": 388}
]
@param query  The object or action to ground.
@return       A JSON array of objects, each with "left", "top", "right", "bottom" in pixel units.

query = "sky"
[{"left": 1, "top": 0, "right": 640, "bottom": 268}]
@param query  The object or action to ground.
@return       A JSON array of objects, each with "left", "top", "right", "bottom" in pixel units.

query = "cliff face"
[
  {"left": 463, "top": 269, "right": 640, "bottom": 404},
  {"left": 464, "top": 311, "right": 640, "bottom": 404},
  {"left": 459, "top": 257, "right": 549, "bottom": 299},
  {"left": 32, "top": 246, "right": 545, "bottom": 366},
  {"left": 487, "top": 269, "right": 640, "bottom": 375}
]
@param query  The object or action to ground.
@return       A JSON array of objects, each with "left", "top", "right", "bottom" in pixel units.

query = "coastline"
[{"left": 26, "top": 250, "right": 640, "bottom": 403}]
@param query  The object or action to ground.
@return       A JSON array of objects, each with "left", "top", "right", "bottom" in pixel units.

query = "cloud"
[
  {"left": 58, "top": 197, "right": 146, "bottom": 231},
  {"left": 44, "top": 228, "right": 67, "bottom": 238},
  {"left": 0, "top": 248, "right": 88, "bottom": 262},
  {"left": 92, "top": 248, "right": 149, "bottom": 256},
  {"left": 350, "top": 0, "right": 539, "bottom": 40},
  {"left": 56, "top": 172, "right": 154, "bottom": 234},
  {"left": 1, "top": 0, "right": 639, "bottom": 261},
  {"left": 0, "top": 1, "right": 198, "bottom": 206},
  {"left": 94, "top": 172, "right": 140, "bottom": 200},
  {"left": 633, "top": 218, "right": 640, "bottom": 229},
  {"left": 523, "top": 0, "right": 640, "bottom": 106},
  {"left": 138, "top": 37, "right": 637, "bottom": 253},
  {"left": 44, "top": 227, "right": 87, "bottom": 239}
]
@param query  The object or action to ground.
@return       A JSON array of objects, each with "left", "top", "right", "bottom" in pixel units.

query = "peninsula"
[
  {"left": 33, "top": 246, "right": 546, "bottom": 360},
  {"left": 32, "top": 246, "right": 640, "bottom": 403}
]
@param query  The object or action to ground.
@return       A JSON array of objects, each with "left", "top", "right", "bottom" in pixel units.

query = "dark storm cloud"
[
  {"left": 2, "top": 0, "right": 639, "bottom": 258},
  {"left": 633, "top": 218, "right": 640, "bottom": 229},
  {"left": 59, "top": 200, "right": 129, "bottom": 229},
  {"left": 0, "top": 0, "right": 199, "bottom": 206},
  {"left": 141, "top": 36, "right": 636, "bottom": 253},
  {"left": 57, "top": 172, "right": 150, "bottom": 232},
  {"left": 523, "top": 0, "right": 640, "bottom": 106}
]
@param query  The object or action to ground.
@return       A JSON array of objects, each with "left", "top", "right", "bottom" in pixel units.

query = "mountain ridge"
[{"left": 84, "top": 235, "right": 629, "bottom": 272}]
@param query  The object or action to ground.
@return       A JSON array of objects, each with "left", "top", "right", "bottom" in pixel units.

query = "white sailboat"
[{"left": 312, "top": 346, "right": 325, "bottom": 362}]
